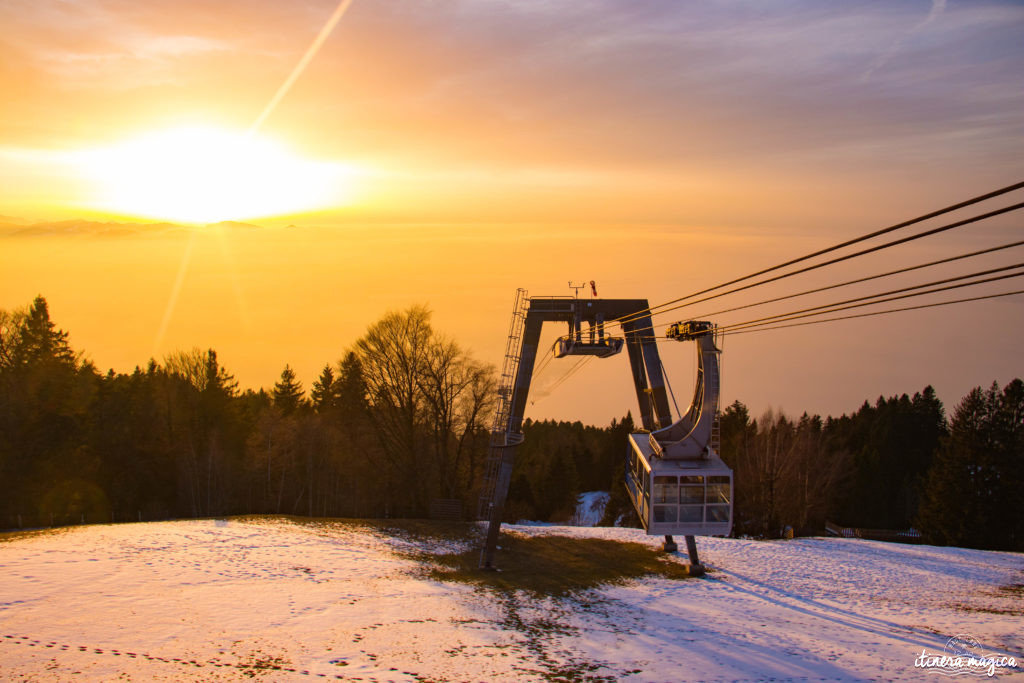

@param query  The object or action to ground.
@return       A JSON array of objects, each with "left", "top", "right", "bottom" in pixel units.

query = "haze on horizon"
[{"left": 1, "top": 0, "right": 1022, "bottom": 425}]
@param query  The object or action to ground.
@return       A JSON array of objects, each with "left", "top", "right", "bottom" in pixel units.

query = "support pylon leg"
[{"left": 685, "top": 534, "right": 705, "bottom": 576}]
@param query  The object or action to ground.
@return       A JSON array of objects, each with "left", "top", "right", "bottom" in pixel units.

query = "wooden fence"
[{"left": 825, "top": 521, "right": 923, "bottom": 544}]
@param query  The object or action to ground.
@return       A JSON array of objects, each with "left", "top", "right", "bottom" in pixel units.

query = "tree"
[
  {"left": 158, "top": 348, "right": 242, "bottom": 517},
  {"left": 355, "top": 305, "right": 433, "bottom": 513},
  {"left": 7, "top": 296, "right": 76, "bottom": 367},
  {"left": 783, "top": 412, "right": 847, "bottom": 535},
  {"left": 353, "top": 305, "right": 495, "bottom": 515},
  {"left": 918, "top": 380, "right": 1023, "bottom": 550},
  {"left": 718, "top": 401, "right": 848, "bottom": 537},
  {"left": 511, "top": 419, "right": 584, "bottom": 522},
  {"left": 994, "top": 379, "right": 1024, "bottom": 549},
  {"left": 336, "top": 352, "right": 369, "bottom": 422},
  {"left": 0, "top": 297, "right": 97, "bottom": 525},
  {"left": 599, "top": 413, "right": 640, "bottom": 527},
  {"left": 418, "top": 336, "right": 495, "bottom": 499},
  {"left": 311, "top": 365, "right": 337, "bottom": 413},
  {"left": 164, "top": 348, "right": 237, "bottom": 394},
  {"left": 826, "top": 387, "right": 945, "bottom": 529},
  {"left": 329, "top": 351, "right": 383, "bottom": 517},
  {"left": 273, "top": 364, "right": 305, "bottom": 416}
]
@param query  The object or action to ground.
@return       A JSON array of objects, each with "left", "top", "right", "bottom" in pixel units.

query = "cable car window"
[
  {"left": 680, "top": 475, "right": 704, "bottom": 504},
  {"left": 707, "top": 476, "right": 730, "bottom": 504},
  {"left": 706, "top": 505, "right": 730, "bottom": 523},
  {"left": 653, "top": 505, "right": 677, "bottom": 523},
  {"left": 652, "top": 476, "right": 678, "bottom": 504},
  {"left": 679, "top": 505, "right": 702, "bottom": 523}
]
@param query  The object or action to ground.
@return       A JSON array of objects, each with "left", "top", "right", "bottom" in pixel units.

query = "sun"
[{"left": 76, "top": 126, "right": 356, "bottom": 224}]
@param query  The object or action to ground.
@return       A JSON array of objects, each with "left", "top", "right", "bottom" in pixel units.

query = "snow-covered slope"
[
  {"left": 1, "top": 519, "right": 1021, "bottom": 681},
  {"left": 573, "top": 491, "right": 610, "bottom": 526}
]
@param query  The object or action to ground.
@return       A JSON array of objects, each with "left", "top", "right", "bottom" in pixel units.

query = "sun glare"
[{"left": 76, "top": 127, "right": 356, "bottom": 223}]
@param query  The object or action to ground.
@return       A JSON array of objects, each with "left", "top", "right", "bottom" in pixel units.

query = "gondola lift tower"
[{"left": 478, "top": 287, "right": 733, "bottom": 572}]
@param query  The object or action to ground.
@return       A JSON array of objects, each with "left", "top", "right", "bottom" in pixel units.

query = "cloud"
[
  {"left": 0, "top": 0, "right": 289, "bottom": 90},
  {"left": 1, "top": 0, "right": 1023, "bottom": 225},
  {"left": 30, "top": 40, "right": 226, "bottom": 89},
  {"left": 21, "top": 30, "right": 231, "bottom": 89},
  {"left": 861, "top": 0, "right": 946, "bottom": 81},
  {"left": 340, "top": 0, "right": 1023, "bottom": 172}
]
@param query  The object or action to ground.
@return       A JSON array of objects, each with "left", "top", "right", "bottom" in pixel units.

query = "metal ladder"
[{"left": 477, "top": 288, "right": 529, "bottom": 520}]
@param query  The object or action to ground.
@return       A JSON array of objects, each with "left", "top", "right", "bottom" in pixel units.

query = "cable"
[
  {"left": 617, "top": 202, "right": 1024, "bottom": 330},
  {"left": 519, "top": 183, "right": 1024, "bottom": 411},
  {"left": 659, "top": 357, "right": 682, "bottom": 419},
  {"left": 612, "top": 182, "right": 1024, "bottom": 327},
  {"left": 721, "top": 269, "right": 1024, "bottom": 333},
  {"left": 692, "top": 239, "right": 1024, "bottom": 320},
  {"left": 529, "top": 354, "right": 592, "bottom": 406},
  {"left": 608, "top": 182, "right": 1024, "bottom": 328},
  {"left": 725, "top": 289, "right": 1024, "bottom": 336},
  {"left": 530, "top": 340, "right": 558, "bottom": 379},
  {"left": 545, "top": 356, "right": 592, "bottom": 396},
  {"left": 621, "top": 263, "right": 1024, "bottom": 343}
]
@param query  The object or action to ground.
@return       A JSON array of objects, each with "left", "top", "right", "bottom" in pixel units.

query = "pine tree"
[
  {"left": 203, "top": 349, "right": 238, "bottom": 397},
  {"left": 991, "top": 379, "right": 1023, "bottom": 549},
  {"left": 0, "top": 296, "right": 97, "bottom": 524},
  {"left": 11, "top": 296, "right": 76, "bottom": 367},
  {"left": 311, "top": 364, "right": 337, "bottom": 413},
  {"left": 336, "top": 352, "right": 369, "bottom": 419},
  {"left": 273, "top": 365, "right": 305, "bottom": 416},
  {"left": 599, "top": 413, "right": 641, "bottom": 527},
  {"left": 916, "top": 382, "right": 1022, "bottom": 550}
]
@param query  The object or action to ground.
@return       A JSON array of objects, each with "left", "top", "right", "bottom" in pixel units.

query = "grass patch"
[
  {"left": 949, "top": 581, "right": 1024, "bottom": 617},
  {"left": 357, "top": 518, "right": 480, "bottom": 548},
  {"left": 238, "top": 516, "right": 700, "bottom": 595},
  {"left": 233, "top": 514, "right": 480, "bottom": 548},
  {"left": 998, "top": 582, "right": 1024, "bottom": 597},
  {"left": 141, "top": 516, "right": 700, "bottom": 597},
  {"left": 417, "top": 531, "right": 699, "bottom": 596},
  {"left": 949, "top": 602, "right": 1024, "bottom": 616}
]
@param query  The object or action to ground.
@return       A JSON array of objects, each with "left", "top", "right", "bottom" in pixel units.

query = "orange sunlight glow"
[{"left": 76, "top": 126, "right": 358, "bottom": 224}]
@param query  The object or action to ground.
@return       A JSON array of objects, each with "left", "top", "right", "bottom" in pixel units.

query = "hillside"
[{"left": 1, "top": 518, "right": 1021, "bottom": 681}]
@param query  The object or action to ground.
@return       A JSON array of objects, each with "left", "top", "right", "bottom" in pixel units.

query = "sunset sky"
[{"left": 2, "top": 0, "right": 1022, "bottom": 425}]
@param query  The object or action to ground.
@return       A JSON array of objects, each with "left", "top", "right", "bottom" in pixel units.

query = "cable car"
[
  {"left": 478, "top": 291, "right": 733, "bottom": 569},
  {"left": 625, "top": 434, "right": 733, "bottom": 537},
  {"left": 624, "top": 321, "right": 733, "bottom": 538}
]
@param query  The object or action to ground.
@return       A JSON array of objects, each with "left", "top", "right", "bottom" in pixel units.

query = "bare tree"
[
  {"left": 419, "top": 338, "right": 496, "bottom": 498},
  {"left": 355, "top": 305, "right": 434, "bottom": 512},
  {"left": 354, "top": 305, "right": 496, "bottom": 514}
]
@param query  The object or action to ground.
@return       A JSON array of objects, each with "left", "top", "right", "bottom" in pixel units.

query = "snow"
[
  {"left": 572, "top": 490, "right": 610, "bottom": 527},
  {"left": 517, "top": 490, "right": 609, "bottom": 527},
  {"left": 1, "top": 518, "right": 1022, "bottom": 681}
]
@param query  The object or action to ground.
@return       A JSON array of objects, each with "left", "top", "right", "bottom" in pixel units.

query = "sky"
[{"left": 1, "top": 0, "right": 1023, "bottom": 425}]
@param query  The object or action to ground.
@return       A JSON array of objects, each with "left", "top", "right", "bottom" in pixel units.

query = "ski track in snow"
[{"left": 1, "top": 519, "right": 1022, "bottom": 681}]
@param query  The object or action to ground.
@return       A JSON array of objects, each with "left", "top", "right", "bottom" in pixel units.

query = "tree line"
[
  {"left": 1, "top": 295, "right": 1020, "bottom": 551},
  {"left": 712, "top": 382, "right": 1023, "bottom": 551},
  {"left": 0, "top": 297, "right": 496, "bottom": 526}
]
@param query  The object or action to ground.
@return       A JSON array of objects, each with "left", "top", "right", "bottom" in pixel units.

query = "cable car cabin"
[
  {"left": 621, "top": 319, "right": 733, "bottom": 537},
  {"left": 625, "top": 432, "right": 733, "bottom": 537}
]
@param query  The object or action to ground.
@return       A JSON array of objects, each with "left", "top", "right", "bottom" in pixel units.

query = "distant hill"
[{"left": 0, "top": 218, "right": 264, "bottom": 238}]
